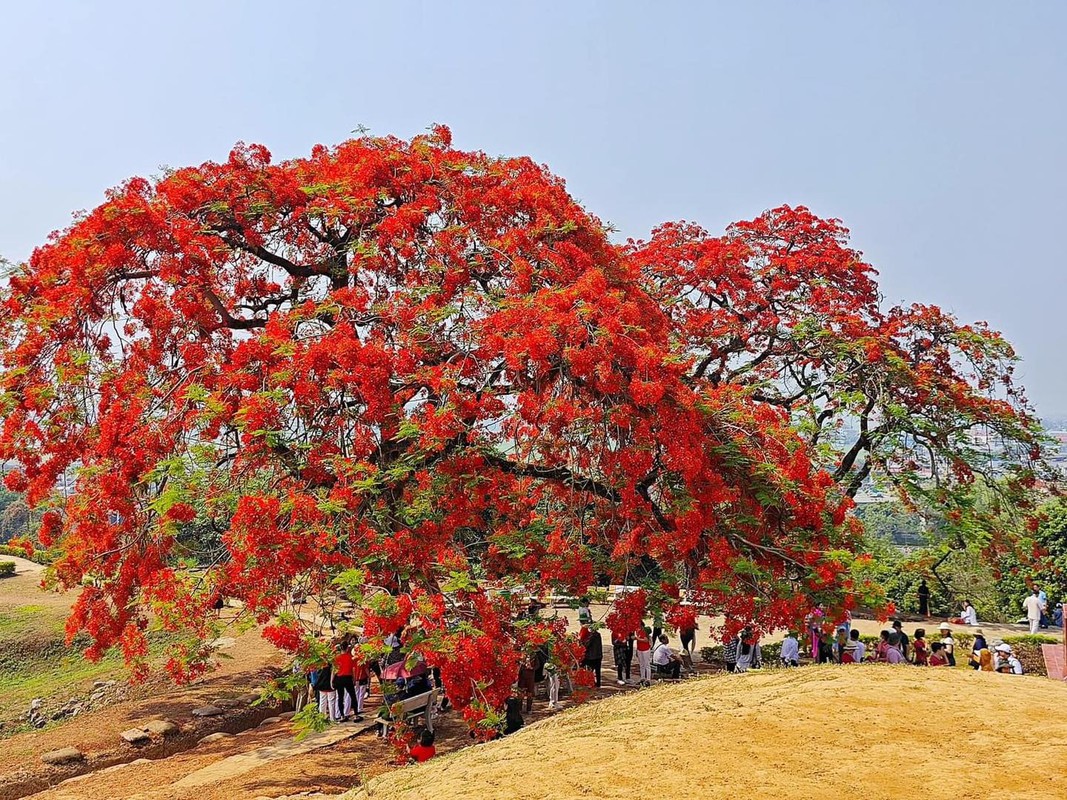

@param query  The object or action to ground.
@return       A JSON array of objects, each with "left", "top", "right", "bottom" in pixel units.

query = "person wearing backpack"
[{"left": 312, "top": 660, "right": 338, "bottom": 721}]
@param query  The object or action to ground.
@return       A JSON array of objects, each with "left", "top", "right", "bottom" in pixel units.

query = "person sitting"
[
  {"left": 960, "top": 601, "right": 978, "bottom": 626},
  {"left": 651, "top": 635, "right": 682, "bottom": 678},
  {"left": 874, "top": 630, "right": 891, "bottom": 662},
  {"left": 968, "top": 628, "right": 988, "bottom": 669},
  {"left": 1054, "top": 603, "right": 1064, "bottom": 628},
  {"left": 780, "top": 630, "right": 800, "bottom": 667},
  {"left": 817, "top": 632, "right": 836, "bottom": 664},
  {"left": 912, "top": 629, "right": 929, "bottom": 666},
  {"left": 503, "top": 697, "right": 524, "bottom": 735},
  {"left": 848, "top": 629, "right": 866, "bottom": 663},
  {"left": 878, "top": 630, "right": 904, "bottom": 664},
  {"left": 735, "top": 630, "right": 761, "bottom": 673},
  {"left": 408, "top": 729, "right": 436, "bottom": 762},
  {"left": 928, "top": 642, "right": 949, "bottom": 667},
  {"left": 994, "top": 644, "right": 1024, "bottom": 674}
]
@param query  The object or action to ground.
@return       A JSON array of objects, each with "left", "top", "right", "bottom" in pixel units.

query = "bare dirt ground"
[{"left": 351, "top": 666, "right": 1067, "bottom": 800}]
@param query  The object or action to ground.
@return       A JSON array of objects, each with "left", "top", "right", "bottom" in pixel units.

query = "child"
[
  {"left": 912, "top": 629, "right": 929, "bottom": 666},
  {"left": 409, "top": 729, "right": 436, "bottom": 763}
]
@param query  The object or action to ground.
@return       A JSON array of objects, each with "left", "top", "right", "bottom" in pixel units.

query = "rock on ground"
[
  {"left": 41, "top": 747, "right": 84, "bottom": 765},
  {"left": 120, "top": 728, "right": 152, "bottom": 745}
]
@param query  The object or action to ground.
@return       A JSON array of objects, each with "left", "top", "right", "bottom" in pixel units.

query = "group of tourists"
[
  {"left": 576, "top": 597, "right": 701, "bottom": 688},
  {"left": 782, "top": 619, "right": 1025, "bottom": 674}
]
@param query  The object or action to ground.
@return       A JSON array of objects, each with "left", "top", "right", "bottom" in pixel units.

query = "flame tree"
[{"left": 0, "top": 127, "right": 1046, "bottom": 724}]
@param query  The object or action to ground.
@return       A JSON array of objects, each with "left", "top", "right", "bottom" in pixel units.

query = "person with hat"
[
  {"left": 994, "top": 643, "right": 1023, "bottom": 674},
  {"left": 938, "top": 623, "right": 956, "bottom": 667},
  {"left": 968, "top": 628, "right": 988, "bottom": 670}
]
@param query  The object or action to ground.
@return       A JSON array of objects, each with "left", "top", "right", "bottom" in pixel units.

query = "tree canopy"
[{"left": 0, "top": 127, "right": 1049, "bottom": 725}]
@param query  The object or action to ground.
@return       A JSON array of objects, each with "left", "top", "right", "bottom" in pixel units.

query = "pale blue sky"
[{"left": 1, "top": 2, "right": 1064, "bottom": 414}]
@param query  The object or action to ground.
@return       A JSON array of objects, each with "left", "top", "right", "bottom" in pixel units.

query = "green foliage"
[
  {"left": 292, "top": 704, "right": 331, "bottom": 741},
  {"left": 0, "top": 544, "right": 54, "bottom": 564},
  {"left": 0, "top": 561, "right": 14, "bottom": 577},
  {"left": 1002, "top": 633, "right": 1061, "bottom": 646},
  {"left": 994, "top": 498, "right": 1067, "bottom": 610}
]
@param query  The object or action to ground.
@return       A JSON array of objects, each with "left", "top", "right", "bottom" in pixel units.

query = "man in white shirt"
[
  {"left": 1023, "top": 588, "right": 1045, "bottom": 634},
  {"left": 780, "top": 632, "right": 800, "bottom": 666},
  {"left": 652, "top": 635, "right": 681, "bottom": 678}
]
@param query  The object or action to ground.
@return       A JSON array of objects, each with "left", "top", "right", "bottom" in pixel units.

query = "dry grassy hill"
[{"left": 350, "top": 666, "right": 1067, "bottom": 800}]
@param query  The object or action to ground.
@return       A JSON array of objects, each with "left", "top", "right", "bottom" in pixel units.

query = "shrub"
[
  {"left": 0, "top": 561, "right": 15, "bottom": 577},
  {"left": 0, "top": 544, "right": 55, "bottom": 564}
]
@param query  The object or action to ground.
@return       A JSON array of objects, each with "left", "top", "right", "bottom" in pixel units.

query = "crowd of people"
[
  {"left": 781, "top": 619, "right": 1026, "bottom": 674},
  {"left": 296, "top": 590, "right": 1048, "bottom": 764}
]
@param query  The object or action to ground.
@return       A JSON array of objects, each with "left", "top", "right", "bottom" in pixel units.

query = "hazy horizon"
[{"left": 2, "top": 2, "right": 1064, "bottom": 413}]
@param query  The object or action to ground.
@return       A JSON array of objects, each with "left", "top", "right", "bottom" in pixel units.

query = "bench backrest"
[{"left": 389, "top": 689, "right": 436, "bottom": 716}]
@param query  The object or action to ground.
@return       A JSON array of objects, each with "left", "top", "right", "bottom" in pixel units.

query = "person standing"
[
  {"left": 333, "top": 639, "right": 359, "bottom": 721},
  {"left": 1023, "top": 588, "right": 1045, "bottom": 635},
  {"left": 917, "top": 579, "right": 931, "bottom": 618},
  {"left": 578, "top": 597, "right": 593, "bottom": 627},
  {"left": 723, "top": 632, "right": 740, "bottom": 672},
  {"left": 1036, "top": 585, "right": 1049, "bottom": 628},
  {"left": 634, "top": 626, "right": 653, "bottom": 686},
  {"left": 518, "top": 650, "right": 537, "bottom": 713},
  {"left": 581, "top": 624, "right": 603, "bottom": 688},
  {"left": 611, "top": 629, "right": 631, "bottom": 685},
  {"left": 679, "top": 619, "right": 698, "bottom": 655}
]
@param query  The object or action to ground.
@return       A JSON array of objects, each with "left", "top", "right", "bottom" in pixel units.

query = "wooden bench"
[{"left": 377, "top": 688, "right": 437, "bottom": 737}]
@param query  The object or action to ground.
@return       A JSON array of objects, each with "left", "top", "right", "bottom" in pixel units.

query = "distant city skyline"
[{"left": 1, "top": 2, "right": 1064, "bottom": 413}]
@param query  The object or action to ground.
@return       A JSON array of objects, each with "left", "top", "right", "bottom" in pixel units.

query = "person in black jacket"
[
  {"left": 581, "top": 625, "right": 603, "bottom": 687},
  {"left": 503, "top": 697, "right": 524, "bottom": 735}
]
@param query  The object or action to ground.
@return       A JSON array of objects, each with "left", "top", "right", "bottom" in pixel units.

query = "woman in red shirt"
[
  {"left": 332, "top": 638, "right": 360, "bottom": 721},
  {"left": 634, "top": 626, "right": 652, "bottom": 686}
]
